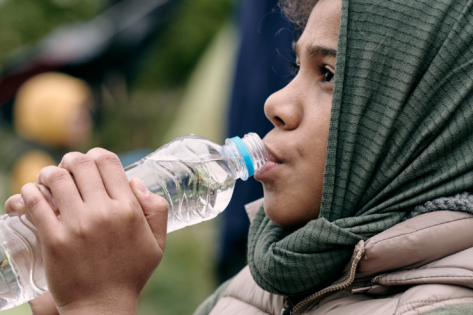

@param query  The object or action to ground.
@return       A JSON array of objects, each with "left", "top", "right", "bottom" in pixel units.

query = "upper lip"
[{"left": 263, "top": 141, "right": 283, "bottom": 164}]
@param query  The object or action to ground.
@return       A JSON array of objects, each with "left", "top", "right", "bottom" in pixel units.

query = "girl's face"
[{"left": 254, "top": 0, "right": 341, "bottom": 229}]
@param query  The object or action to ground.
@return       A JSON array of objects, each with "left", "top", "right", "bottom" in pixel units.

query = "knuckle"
[
  {"left": 71, "top": 221, "right": 92, "bottom": 240},
  {"left": 97, "top": 153, "right": 121, "bottom": 167},
  {"left": 88, "top": 148, "right": 121, "bottom": 166},
  {"left": 87, "top": 147, "right": 107, "bottom": 155},
  {"left": 49, "top": 168, "right": 70, "bottom": 182},
  {"left": 20, "top": 183, "right": 32, "bottom": 195},
  {"left": 127, "top": 200, "right": 141, "bottom": 219},
  {"left": 62, "top": 152, "right": 94, "bottom": 170},
  {"left": 129, "top": 198, "right": 141, "bottom": 211},
  {"left": 114, "top": 200, "right": 141, "bottom": 223},
  {"left": 61, "top": 152, "right": 81, "bottom": 165},
  {"left": 38, "top": 165, "right": 57, "bottom": 178},
  {"left": 25, "top": 194, "right": 42, "bottom": 210},
  {"left": 70, "top": 154, "right": 93, "bottom": 167},
  {"left": 47, "top": 236, "right": 68, "bottom": 253}
]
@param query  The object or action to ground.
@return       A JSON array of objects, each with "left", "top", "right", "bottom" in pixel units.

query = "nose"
[{"left": 264, "top": 79, "right": 302, "bottom": 130}]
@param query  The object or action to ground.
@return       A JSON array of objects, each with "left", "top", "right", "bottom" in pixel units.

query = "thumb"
[{"left": 130, "top": 177, "right": 168, "bottom": 250}]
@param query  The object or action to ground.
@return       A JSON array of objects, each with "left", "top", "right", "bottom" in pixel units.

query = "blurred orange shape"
[
  {"left": 11, "top": 150, "right": 57, "bottom": 195},
  {"left": 14, "top": 72, "right": 93, "bottom": 149}
]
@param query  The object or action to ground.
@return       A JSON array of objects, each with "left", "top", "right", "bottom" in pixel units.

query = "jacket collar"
[{"left": 356, "top": 210, "right": 473, "bottom": 278}]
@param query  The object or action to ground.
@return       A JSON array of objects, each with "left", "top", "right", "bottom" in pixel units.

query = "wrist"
[{"left": 57, "top": 294, "right": 138, "bottom": 315}]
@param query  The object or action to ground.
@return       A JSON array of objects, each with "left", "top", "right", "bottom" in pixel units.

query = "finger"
[
  {"left": 21, "top": 183, "right": 60, "bottom": 238},
  {"left": 5, "top": 193, "right": 36, "bottom": 225},
  {"left": 36, "top": 184, "right": 59, "bottom": 216},
  {"left": 130, "top": 177, "right": 168, "bottom": 250},
  {"left": 86, "top": 148, "right": 132, "bottom": 200},
  {"left": 4, "top": 194, "right": 26, "bottom": 214},
  {"left": 58, "top": 152, "right": 108, "bottom": 202},
  {"left": 37, "top": 166, "right": 82, "bottom": 217}
]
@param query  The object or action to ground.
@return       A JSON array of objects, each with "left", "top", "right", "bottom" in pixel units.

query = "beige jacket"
[{"left": 209, "top": 199, "right": 473, "bottom": 315}]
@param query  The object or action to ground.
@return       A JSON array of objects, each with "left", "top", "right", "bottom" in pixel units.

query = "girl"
[{"left": 6, "top": 0, "right": 473, "bottom": 313}]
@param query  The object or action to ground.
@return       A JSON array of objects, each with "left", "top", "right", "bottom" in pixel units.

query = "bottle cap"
[{"left": 231, "top": 136, "right": 255, "bottom": 177}]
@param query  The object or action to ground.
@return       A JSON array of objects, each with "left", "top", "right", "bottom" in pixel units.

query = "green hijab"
[{"left": 248, "top": 0, "right": 473, "bottom": 297}]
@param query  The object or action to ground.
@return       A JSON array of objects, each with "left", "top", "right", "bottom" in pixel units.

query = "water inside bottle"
[
  {"left": 0, "top": 253, "right": 24, "bottom": 310},
  {"left": 0, "top": 214, "right": 47, "bottom": 310},
  {"left": 126, "top": 157, "right": 241, "bottom": 233}
]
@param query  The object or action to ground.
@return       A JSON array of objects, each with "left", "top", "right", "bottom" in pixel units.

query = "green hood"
[{"left": 248, "top": 0, "right": 473, "bottom": 297}]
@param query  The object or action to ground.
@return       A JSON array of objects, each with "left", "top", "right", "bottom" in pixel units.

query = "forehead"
[{"left": 297, "top": 0, "right": 341, "bottom": 51}]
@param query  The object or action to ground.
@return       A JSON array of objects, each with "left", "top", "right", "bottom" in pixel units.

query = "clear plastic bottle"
[
  {"left": 0, "top": 132, "right": 267, "bottom": 309},
  {"left": 0, "top": 212, "right": 47, "bottom": 310},
  {"left": 124, "top": 132, "right": 268, "bottom": 232}
]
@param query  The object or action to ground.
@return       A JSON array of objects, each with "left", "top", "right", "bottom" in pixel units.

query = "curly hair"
[{"left": 278, "top": 0, "right": 319, "bottom": 31}]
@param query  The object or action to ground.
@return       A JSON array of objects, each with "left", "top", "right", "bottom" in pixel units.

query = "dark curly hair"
[{"left": 278, "top": 0, "right": 319, "bottom": 31}]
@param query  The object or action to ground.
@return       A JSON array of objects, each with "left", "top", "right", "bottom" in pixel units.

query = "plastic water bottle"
[
  {"left": 0, "top": 132, "right": 267, "bottom": 309},
  {"left": 0, "top": 212, "right": 46, "bottom": 310},
  {"left": 124, "top": 132, "right": 268, "bottom": 232}
]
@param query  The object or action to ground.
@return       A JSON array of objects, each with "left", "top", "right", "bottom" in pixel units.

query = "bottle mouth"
[
  {"left": 230, "top": 133, "right": 268, "bottom": 177},
  {"left": 241, "top": 133, "right": 268, "bottom": 172}
]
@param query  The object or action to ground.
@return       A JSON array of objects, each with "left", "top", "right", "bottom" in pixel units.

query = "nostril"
[{"left": 275, "top": 116, "right": 284, "bottom": 126}]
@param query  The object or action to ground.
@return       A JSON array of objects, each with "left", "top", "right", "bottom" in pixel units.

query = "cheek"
[
  {"left": 262, "top": 167, "right": 323, "bottom": 229},
  {"left": 262, "top": 114, "right": 331, "bottom": 228}
]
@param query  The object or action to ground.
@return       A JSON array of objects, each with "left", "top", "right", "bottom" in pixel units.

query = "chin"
[
  {"left": 262, "top": 190, "right": 321, "bottom": 229},
  {"left": 263, "top": 198, "right": 305, "bottom": 229}
]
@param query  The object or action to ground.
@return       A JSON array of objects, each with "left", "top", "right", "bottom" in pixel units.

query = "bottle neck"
[{"left": 222, "top": 133, "right": 268, "bottom": 180}]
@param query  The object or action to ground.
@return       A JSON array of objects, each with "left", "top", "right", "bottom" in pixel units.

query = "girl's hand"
[{"left": 16, "top": 148, "right": 168, "bottom": 315}]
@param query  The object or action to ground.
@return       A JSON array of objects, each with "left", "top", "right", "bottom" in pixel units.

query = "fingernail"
[
  {"left": 50, "top": 197, "right": 57, "bottom": 209},
  {"left": 19, "top": 198, "right": 24, "bottom": 206},
  {"left": 37, "top": 184, "right": 57, "bottom": 210},
  {"left": 137, "top": 179, "right": 150, "bottom": 196}
]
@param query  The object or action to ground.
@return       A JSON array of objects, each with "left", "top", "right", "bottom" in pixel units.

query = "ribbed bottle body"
[
  {"left": 0, "top": 213, "right": 47, "bottom": 310},
  {"left": 125, "top": 135, "right": 242, "bottom": 233},
  {"left": 125, "top": 158, "right": 237, "bottom": 233}
]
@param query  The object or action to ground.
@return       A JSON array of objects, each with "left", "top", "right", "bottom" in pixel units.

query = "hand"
[
  {"left": 17, "top": 148, "right": 168, "bottom": 315},
  {"left": 4, "top": 173, "right": 166, "bottom": 315}
]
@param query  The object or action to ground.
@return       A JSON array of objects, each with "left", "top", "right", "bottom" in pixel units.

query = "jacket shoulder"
[
  {"left": 209, "top": 266, "right": 284, "bottom": 315},
  {"left": 193, "top": 279, "right": 232, "bottom": 315}
]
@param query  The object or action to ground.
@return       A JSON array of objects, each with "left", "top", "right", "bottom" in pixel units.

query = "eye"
[{"left": 320, "top": 66, "right": 334, "bottom": 83}]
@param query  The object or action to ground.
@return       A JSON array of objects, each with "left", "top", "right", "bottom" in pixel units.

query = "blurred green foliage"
[
  {"left": 0, "top": 0, "right": 102, "bottom": 66},
  {"left": 134, "top": 0, "right": 235, "bottom": 89},
  {"left": 91, "top": 87, "right": 183, "bottom": 154},
  {"left": 139, "top": 220, "right": 219, "bottom": 315},
  {"left": 92, "top": 0, "right": 235, "bottom": 153}
]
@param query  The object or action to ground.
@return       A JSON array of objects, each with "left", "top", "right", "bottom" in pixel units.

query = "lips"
[{"left": 254, "top": 145, "right": 282, "bottom": 181}]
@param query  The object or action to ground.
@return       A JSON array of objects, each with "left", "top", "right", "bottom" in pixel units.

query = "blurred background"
[{"left": 0, "top": 0, "right": 295, "bottom": 313}]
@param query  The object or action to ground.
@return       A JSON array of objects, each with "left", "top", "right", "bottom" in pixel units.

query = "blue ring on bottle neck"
[{"left": 231, "top": 136, "right": 254, "bottom": 177}]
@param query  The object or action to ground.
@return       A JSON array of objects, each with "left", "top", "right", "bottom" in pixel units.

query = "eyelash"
[
  {"left": 289, "top": 62, "right": 334, "bottom": 83},
  {"left": 319, "top": 66, "right": 335, "bottom": 83},
  {"left": 289, "top": 62, "right": 300, "bottom": 76}
]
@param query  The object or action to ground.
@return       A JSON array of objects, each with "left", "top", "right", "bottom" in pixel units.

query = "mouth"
[{"left": 254, "top": 144, "right": 283, "bottom": 181}]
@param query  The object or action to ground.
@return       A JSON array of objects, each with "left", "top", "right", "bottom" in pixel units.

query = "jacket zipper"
[{"left": 283, "top": 242, "right": 365, "bottom": 315}]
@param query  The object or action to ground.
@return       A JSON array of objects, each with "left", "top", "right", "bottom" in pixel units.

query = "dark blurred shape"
[
  {"left": 0, "top": 0, "right": 181, "bottom": 123},
  {"left": 118, "top": 148, "right": 153, "bottom": 167},
  {"left": 218, "top": 0, "right": 295, "bottom": 283}
]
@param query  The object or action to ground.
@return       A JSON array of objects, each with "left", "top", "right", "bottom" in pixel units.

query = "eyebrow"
[{"left": 293, "top": 42, "right": 337, "bottom": 59}]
